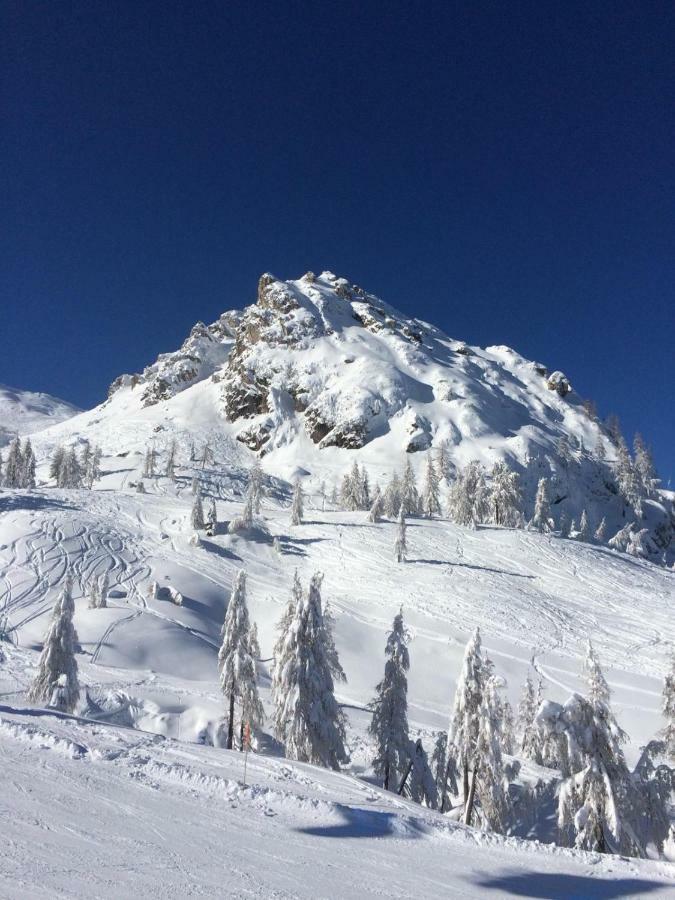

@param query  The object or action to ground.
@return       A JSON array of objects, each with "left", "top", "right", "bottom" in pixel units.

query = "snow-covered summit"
[
  {"left": 29, "top": 270, "right": 672, "bottom": 560},
  {"left": 0, "top": 383, "right": 80, "bottom": 447}
]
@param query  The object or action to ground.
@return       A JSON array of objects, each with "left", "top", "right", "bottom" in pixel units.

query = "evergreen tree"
[
  {"left": 577, "top": 509, "right": 590, "bottom": 542},
  {"left": 633, "top": 434, "right": 658, "bottom": 498},
  {"left": 88, "top": 578, "right": 101, "bottom": 610},
  {"left": 608, "top": 522, "right": 634, "bottom": 552},
  {"left": 61, "top": 448, "right": 82, "bottom": 488},
  {"left": 4, "top": 437, "right": 23, "bottom": 488},
  {"left": 191, "top": 488, "right": 205, "bottom": 529},
  {"left": 273, "top": 572, "right": 349, "bottom": 769},
  {"left": 488, "top": 461, "right": 522, "bottom": 527},
  {"left": 0, "top": 450, "right": 3, "bottom": 486},
  {"left": 248, "top": 621, "right": 261, "bottom": 662},
  {"left": 290, "top": 478, "right": 304, "bottom": 526},
  {"left": 98, "top": 572, "right": 109, "bottom": 609},
  {"left": 448, "top": 628, "right": 485, "bottom": 822},
  {"left": 662, "top": 655, "right": 675, "bottom": 762},
  {"left": 143, "top": 445, "right": 157, "bottom": 478},
  {"left": 207, "top": 498, "right": 218, "bottom": 533},
  {"left": 400, "top": 459, "right": 420, "bottom": 515},
  {"left": 559, "top": 512, "right": 571, "bottom": 538},
  {"left": 21, "top": 439, "right": 36, "bottom": 489},
  {"left": 583, "top": 641, "right": 611, "bottom": 705},
  {"left": 436, "top": 439, "right": 451, "bottom": 483},
  {"left": 421, "top": 454, "right": 441, "bottom": 518},
  {"left": 218, "top": 571, "right": 263, "bottom": 749},
  {"left": 448, "top": 461, "right": 488, "bottom": 528},
  {"left": 405, "top": 738, "right": 438, "bottom": 808},
  {"left": 272, "top": 571, "right": 304, "bottom": 735},
  {"left": 530, "top": 477, "right": 553, "bottom": 533},
  {"left": 394, "top": 506, "right": 407, "bottom": 562},
  {"left": 501, "top": 698, "right": 515, "bottom": 755},
  {"left": 28, "top": 575, "right": 80, "bottom": 712},
  {"left": 84, "top": 445, "right": 102, "bottom": 489},
  {"left": 249, "top": 462, "right": 264, "bottom": 514},
  {"left": 340, "top": 461, "right": 362, "bottom": 510},
  {"left": 383, "top": 472, "right": 402, "bottom": 518},
  {"left": 228, "top": 486, "right": 253, "bottom": 533},
  {"left": 201, "top": 442, "right": 214, "bottom": 470},
  {"left": 360, "top": 466, "right": 371, "bottom": 509},
  {"left": 368, "top": 486, "right": 384, "bottom": 523},
  {"left": 518, "top": 670, "right": 542, "bottom": 763},
  {"left": 475, "top": 675, "right": 509, "bottom": 831},
  {"left": 594, "top": 517, "right": 607, "bottom": 543},
  {"left": 368, "top": 610, "right": 410, "bottom": 790},
  {"left": 165, "top": 440, "right": 177, "bottom": 480},
  {"left": 615, "top": 434, "right": 641, "bottom": 515}
]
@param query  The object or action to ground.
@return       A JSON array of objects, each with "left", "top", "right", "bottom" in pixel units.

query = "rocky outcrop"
[{"left": 547, "top": 371, "right": 571, "bottom": 397}]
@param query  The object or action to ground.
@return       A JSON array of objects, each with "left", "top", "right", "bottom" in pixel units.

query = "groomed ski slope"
[{"left": 1, "top": 700, "right": 673, "bottom": 899}]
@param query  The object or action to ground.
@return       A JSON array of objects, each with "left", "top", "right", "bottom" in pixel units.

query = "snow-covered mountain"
[
  {"left": 30, "top": 270, "right": 673, "bottom": 562},
  {"left": 0, "top": 383, "right": 80, "bottom": 446}
]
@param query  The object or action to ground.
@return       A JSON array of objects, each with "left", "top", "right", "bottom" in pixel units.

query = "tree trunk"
[
  {"left": 463, "top": 766, "right": 477, "bottom": 826},
  {"left": 383, "top": 761, "right": 390, "bottom": 791},
  {"left": 239, "top": 718, "right": 245, "bottom": 751},
  {"left": 463, "top": 759, "right": 469, "bottom": 805},
  {"left": 227, "top": 689, "right": 235, "bottom": 750},
  {"left": 397, "top": 757, "right": 415, "bottom": 796}
]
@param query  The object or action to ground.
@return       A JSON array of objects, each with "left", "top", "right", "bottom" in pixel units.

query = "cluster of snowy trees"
[
  {"left": 0, "top": 437, "right": 36, "bottom": 488},
  {"left": 606, "top": 419, "right": 659, "bottom": 516},
  {"left": 49, "top": 442, "right": 102, "bottom": 489}
]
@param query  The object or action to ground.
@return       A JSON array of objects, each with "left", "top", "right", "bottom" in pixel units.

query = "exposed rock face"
[{"left": 547, "top": 371, "right": 571, "bottom": 397}]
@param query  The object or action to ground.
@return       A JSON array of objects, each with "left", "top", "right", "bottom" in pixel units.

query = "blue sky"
[{"left": 2, "top": 1, "right": 673, "bottom": 482}]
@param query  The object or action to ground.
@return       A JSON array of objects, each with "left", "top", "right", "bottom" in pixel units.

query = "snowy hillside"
[
  {"left": 27, "top": 271, "right": 674, "bottom": 562},
  {"left": 1, "top": 271, "right": 674, "bottom": 895},
  {"left": 0, "top": 384, "right": 80, "bottom": 446}
]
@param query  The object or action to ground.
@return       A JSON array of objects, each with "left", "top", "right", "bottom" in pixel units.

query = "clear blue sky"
[{"left": 2, "top": 1, "right": 673, "bottom": 483}]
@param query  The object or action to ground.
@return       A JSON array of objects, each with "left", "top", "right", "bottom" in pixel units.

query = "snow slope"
[
  {"left": 0, "top": 384, "right": 80, "bottom": 447},
  {"left": 1, "top": 697, "right": 673, "bottom": 899}
]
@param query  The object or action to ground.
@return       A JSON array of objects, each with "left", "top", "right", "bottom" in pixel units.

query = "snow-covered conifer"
[
  {"left": 662, "top": 655, "right": 675, "bottom": 761},
  {"left": 368, "top": 486, "right": 384, "bottom": 523},
  {"left": 21, "top": 439, "right": 36, "bottom": 489},
  {"left": 4, "top": 437, "right": 23, "bottom": 488},
  {"left": 448, "top": 628, "right": 484, "bottom": 820},
  {"left": 290, "top": 478, "right": 304, "bottom": 526},
  {"left": 165, "top": 440, "right": 177, "bottom": 480},
  {"left": 583, "top": 640, "right": 610, "bottom": 705},
  {"left": 488, "top": 461, "right": 522, "bottom": 527},
  {"left": 98, "top": 572, "right": 109, "bottom": 609},
  {"left": 228, "top": 486, "right": 253, "bottom": 534},
  {"left": 559, "top": 512, "right": 570, "bottom": 538},
  {"left": 360, "top": 466, "right": 371, "bottom": 509},
  {"left": 273, "top": 572, "right": 349, "bottom": 769},
  {"left": 201, "top": 442, "right": 214, "bottom": 470},
  {"left": 28, "top": 574, "right": 80, "bottom": 712},
  {"left": 207, "top": 498, "right": 218, "bottom": 533},
  {"left": 394, "top": 506, "right": 407, "bottom": 562},
  {"left": 436, "top": 439, "right": 451, "bottom": 483},
  {"left": 88, "top": 578, "right": 100, "bottom": 610},
  {"left": 400, "top": 459, "right": 420, "bottom": 516},
  {"left": 608, "top": 522, "right": 634, "bottom": 552},
  {"left": 448, "top": 461, "right": 488, "bottom": 528},
  {"left": 49, "top": 446, "right": 66, "bottom": 485},
  {"left": 61, "top": 448, "right": 82, "bottom": 488},
  {"left": 577, "top": 509, "right": 590, "bottom": 542},
  {"left": 271, "top": 571, "right": 304, "bottom": 734},
  {"left": 249, "top": 621, "right": 261, "bottom": 662},
  {"left": 475, "top": 675, "right": 509, "bottom": 831},
  {"left": 518, "top": 671, "right": 542, "bottom": 763},
  {"left": 383, "top": 472, "right": 402, "bottom": 518},
  {"left": 191, "top": 475, "right": 200, "bottom": 495},
  {"left": 249, "top": 462, "right": 264, "bottom": 514},
  {"left": 501, "top": 698, "right": 515, "bottom": 755},
  {"left": 530, "top": 477, "right": 553, "bottom": 533},
  {"left": 594, "top": 517, "right": 607, "bottom": 543},
  {"left": 191, "top": 488, "right": 205, "bottom": 529},
  {"left": 143, "top": 446, "right": 156, "bottom": 478},
  {"left": 421, "top": 454, "right": 441, "bottom": 518},
  {"left": 405, "top": 738, "right": 438, "bottom": 808},
  {"left": 218, "top": 571, "right": 263, "bottom": 749},
  {"left": 633, "top": 434, "right": 658, "bottom": 498},
  {"left": 368, "top": 610, "right": 410, "bottom": 790},
  {"left": 626, "top": 527, "right": 655, "bottom": 560},
  {"left": 84, "top": 445, "right": 102, "bottom": 489},
  {"left": 136, "top": 479, "right": 145, "bottom": 493},
  {"left": 615, "top": 434, "right": 641, "bottom": 515}
]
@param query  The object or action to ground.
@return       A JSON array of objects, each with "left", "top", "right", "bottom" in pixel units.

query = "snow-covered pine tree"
[
  {"left": 431, "top": 731, "right": 448, "bottom": 806},
  {"left": 475, "top": 675, "right": 509, "bottom": 831},
  {"left": 394, "top": 505, "right": 407, "bottom": 562},
  {"left": 404, "top": 738, "right": 438, "bottom": 808},
  {"left": 608, "top": 522, "right": 634, "bottom": 552},
  {"left": 633, "top": 433, "right": 658, "bottom": 498},
  {"left": 501, "top": 698, "right": 515, "bottom": 755},
  {"left": 21, "top": 438, "right": 36, "bottom": 489},
  {"left": 340, "top": 460, "right": 362, "bottom": 510},
  {"left": 662, "top": 655, "right": 675, "bottom": 761},
  {"left": 577, "top": 509, "right": 590, "bottom": 542},
  {"left": 273, "top": 572, "right": 349, "bottom": 769},
  {"left": 368, "top": 486, "right": 384, "bottom": 523},
  {"left": 4, "top": 437, "right": 23, "bottom": 488},
  {"left": 448, "top": 628, "right": 485, "bottom": 822},
  {"left": 191, "top": 488, "right": 205, "bottom": 529},
  {"left": 207, "top": 498, "right": 218, "bottom": 534},
  {"left": 85, "top": 445, "right": 102, "bottom": 489},
  {"left": 98, "top": 572, "right": 109, "bottom": 609},
  {"left": 383, "top": 472, "right": 402, "bottom": 518},
  {"left": 271, "top": 570, "right": 304, "bottom": 735},
  {"left": 0, "top": 450, "right": 3, "bottom": 486},
  {"left": 400, "top": 459, "right": 420, "bottom": 516},
  {"left": 360, "top": 466, "right": 371, "bottom": 509},
  {"left": 530, "top": 477, "right": 553, "bottom": 533},
  {"left": 448, "top": 461, "right": 488, "bottom": 528},
  {"left": 559, "top": 512, "right": 570, "bottom": 538},
  {"left": 583, "top": 640, "right": 611, "bottom": 705},
  {"left": 249, "top": 461, "right": 264, "bottom": 514},
  {"left": 165, "top": 440, "right": 177, "bottom": 480},
  {"left": 594, "top": 517, "right": 607, "bottom": 543},
  {"left": 191, "top": 475, "right": 200, "bottom": 495},
  {"left": 248, "top": 621, "right": 261, "bottom": 662},
  {"left": 49, "top": 446, "right": 66, "bottom": 485},
  {"left": 436, "top": 439, "right": 451, "bottom": 483},
  {"left": 143, "top": 445, "right": 156, "bottom": 478},
  {"left": 290, "top": 478, "right": 304, "bottom": 526},
  {"left": 421, "top": 454, "right": 441, "bottom": 518},
  {"left": 518, "top": 670, "right": 542, "bottom": 763},
  {"left": 228, "top": 485, "right": 254, "bottom": 534},
  {"left": 88, "top": 578, "right": 101, "bottom": 610},
  {"left": 615, "top": 434, "right": 642, "bottom": 516},
  {"left": 136, "top": 479, "right": 145, "bottom": 493},
  {"left": 218, "top": 571, "right": 263, "bottom": 749},
  {"left": 368, "top": 610, "right": 410, "bottom": 790},
  {"left": 61, "top": 448, "right": 82, "bottom": 488},
  {"left": 28, "top": 574, "right": 80, "bottom": 712},
  {"left": 488, "top": 461, "right": 522, "bottom": 527}
]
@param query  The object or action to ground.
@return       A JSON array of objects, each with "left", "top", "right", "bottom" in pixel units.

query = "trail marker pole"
[{"left": 242, "top": 720, "right": 251, "bottom": 787}]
